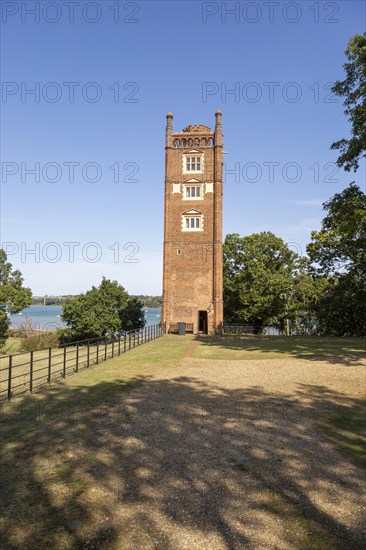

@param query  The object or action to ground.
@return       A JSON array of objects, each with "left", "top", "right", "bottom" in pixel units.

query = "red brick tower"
[{"left": 162, "top": 111, "right": 223, "bottom": 334}]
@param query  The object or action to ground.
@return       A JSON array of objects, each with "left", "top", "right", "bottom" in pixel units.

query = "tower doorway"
[{"left": 198, "top": 310, "right": 208, "bottom": 334}]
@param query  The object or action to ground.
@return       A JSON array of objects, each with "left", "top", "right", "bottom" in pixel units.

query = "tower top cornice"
[{"left": 182, "top": 124, "right": 211, "bottom": 133}]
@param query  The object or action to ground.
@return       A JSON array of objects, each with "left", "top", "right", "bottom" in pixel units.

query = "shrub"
[{"left": 19, "top": 331, "right": 60, "bottom": 352}]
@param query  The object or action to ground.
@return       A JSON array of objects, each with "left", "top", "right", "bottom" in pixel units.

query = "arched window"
[
  {"left": 175, "top": 139, "right": 180, "bottom": 147},
  {"left": 188, "top": 138, "right": 193, "bottom": 147},
  {"left": 201, "top": 138, "right": 207, "bottom": 147},
  {"left": 194, "top": 138, "right": 200, "bottom": 146},
  {"left": 182, "top": 139, "right": 186, "bottom": 147}
]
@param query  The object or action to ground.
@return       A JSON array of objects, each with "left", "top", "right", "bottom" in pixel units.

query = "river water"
[{"left": 9, "top": 305, "right": 162, "bottom": 331}]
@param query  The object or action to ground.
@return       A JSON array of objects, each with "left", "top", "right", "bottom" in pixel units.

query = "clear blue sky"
[{"left": 1, "top": 0, "right": 365, "bottom": 295}]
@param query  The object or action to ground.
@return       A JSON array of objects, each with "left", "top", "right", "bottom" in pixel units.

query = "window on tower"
[
  {"left": 185, "top": 156, "right": 202, "bottom": 173},
  {"left": 186, "top": 157, "right": 200, "bottom": 171},
  {"left": 184, "top": 185, "right": 202, "bottom": 199},
  {"left": 182, "top": 213, "right": 203, "bottom": 232}
]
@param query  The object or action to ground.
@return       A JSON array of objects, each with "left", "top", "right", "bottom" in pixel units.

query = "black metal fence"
[
  {"left": 223, "top": 325, "right": 258, "bottom": 334},
  {"left": 0, "top": 324, "right": 164, "bottom": 402},
  {"left": 222, "top": 325, "right": 315, "bottom": 336}
]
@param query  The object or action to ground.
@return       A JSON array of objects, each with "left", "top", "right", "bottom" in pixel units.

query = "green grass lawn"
[
  {"left": 0, "top": 337, "right": 22, "bottom": 356},
  {"left": 193, "top": 335, "right": 366, "bottom": 362},
  {"left": 1, "top": 335, "right": 192, "bottom": 424}
]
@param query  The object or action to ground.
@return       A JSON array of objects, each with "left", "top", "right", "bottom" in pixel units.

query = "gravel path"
[{"left": 93, "top": 353, "right": 366, "bottom": 549}]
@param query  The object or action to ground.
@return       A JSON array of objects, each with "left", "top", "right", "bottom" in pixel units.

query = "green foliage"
[
  {"left": 0, "top": 250, "right": 32, "bottom": 345},
  {"left": 60, "top": 277, "right": 146, "bottom": 342},
  {"left": 61, "top": 278, "right": 129, "bottom": 342},
  {"left": 312, "top": 274, "right": 366, "bottom": 336},
  {"left": 0, "top": 310, "right": 9, "bottom": 347},
  {"left": 19, "top": 332, "right": 60, "bottom": 352},
  {"left": 307, "top": 183, "right": 366, "bottom": 277},
  {"left": 118, "top": 297, "right": 146, "bottom": 332},
  {"left": 330, "top": 32, "right": 366, "bottom": 172},
  {"left": 307, "top": 183, "right": 366, "bottom": 336},
  {"left": 223, "top": 232, "right": 316, "bottom": 333}
]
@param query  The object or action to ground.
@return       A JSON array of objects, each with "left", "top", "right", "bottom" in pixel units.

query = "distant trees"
[
  {"left": 0, "top": 250, "right": 32, "bottom": 347},
  {"left": 32, "top": 294, "right": 162, "bottom": 308},
  {"left": 61, "top": 277, "right": 146, "bottom": 342},
  {"left": 130, "top": 295, "right": 162, "bottom": 308}
]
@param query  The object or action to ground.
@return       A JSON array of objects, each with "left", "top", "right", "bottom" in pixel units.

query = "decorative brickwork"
[{"left": 162, "top": 111, "right": 223, "bottom": 334}]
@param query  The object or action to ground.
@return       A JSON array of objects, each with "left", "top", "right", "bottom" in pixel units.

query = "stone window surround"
[
  {"left": 182, "top": 151, "right": 204, "bottom": 174},
  {"left": 181, "top": 210, "right": 204, "bottom": 232}
]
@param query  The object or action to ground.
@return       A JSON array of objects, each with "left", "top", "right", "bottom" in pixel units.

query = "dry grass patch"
[{"left": 1, "top": 335, "right": 365, "bottom": 549}]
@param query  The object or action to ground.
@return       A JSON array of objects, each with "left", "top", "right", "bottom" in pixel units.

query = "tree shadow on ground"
[
  {"left": 1, "top": 376, "right": 365, "bottom": 549},
  {"left": 194, "top": 335, "right": 366, "bottom": 366}
]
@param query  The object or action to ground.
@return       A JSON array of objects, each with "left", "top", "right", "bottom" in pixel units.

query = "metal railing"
[
  {"left": 0, "top": 324, "right": 165, "bottom": 402},
  {"left": 223, "top": 324, "right": 260, "bottom": 334}
]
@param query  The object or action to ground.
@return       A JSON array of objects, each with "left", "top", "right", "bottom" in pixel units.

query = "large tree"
[
  {"left": 330, "top": 32, "right": 366, "bottom": 172},
  {"left": 307, "top": 183, "right": 366, "bottom": 277},
  {"left": 307, "top": 183, "right": 366, "bottom": 336},
  {"left": 61, "top": 277, "right": 145, "bottom": 342},
  {"left": 118, "top": 297, "right": 146, "bottom": 332},
  {"left": 223, "top": 232, "right": 316, "bottom": 333},
  {"left": 0, "top": 250, "right": 32, "bottom": 346}
]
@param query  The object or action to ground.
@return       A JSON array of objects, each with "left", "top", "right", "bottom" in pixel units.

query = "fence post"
[
  {"left": 96, "top": 340, "right": 99, "bottom": 364},
  {"left": 112, "top": 338, "right": 115, "bottom": 357},
  {"left": 48, "top": 347, "right": 52, "bottom": 383},
  {"left": 118, "top": 335, "right": 121, "bottom": 355},
  {"left": 7, "top": 355, "right": 12, "bottom": 399},
  {"left": 133, "top": 331, "right": 136, "bottom": 348},
  {"left": 87, "top": 341, "right": 90, "bottom": 367},
  {"left": 137, "top": 330, "right": 139, "bottom": 346},
  {"left": 129, "top": 332, "right": 131, "bottom": 350},
  {"left": 76, "top": 343, "right": 79, "bottom": 372},
  {"left": 63, "top": 346, "right": 67, "bottom": 378},
  {"left": 104, "top": 339, "right": 107, "bottom": 361},
  {"left": 30, "top": 351, "right": 34, "bottom": 392},
  {"left": 124, "top": 334, "right": 126, "bottom": 353}
]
